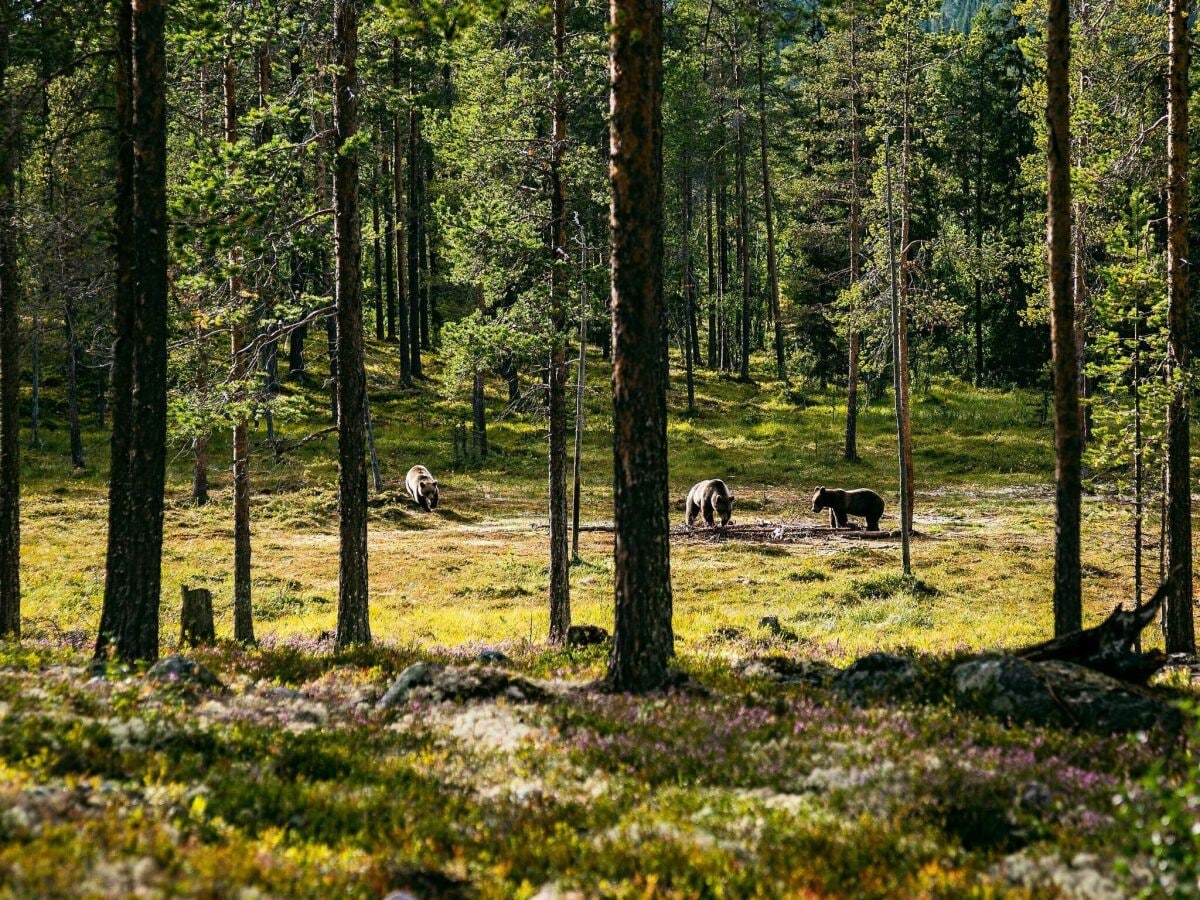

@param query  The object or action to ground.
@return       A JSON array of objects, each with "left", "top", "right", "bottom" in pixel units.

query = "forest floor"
[{"left": 4, "top": 343, "right": 1199, "bottom": 896}]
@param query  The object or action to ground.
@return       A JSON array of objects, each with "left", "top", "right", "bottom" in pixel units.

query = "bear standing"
[
  {"left": 686, "top": 479, "right": 735, "bottom": 528},
  {"left": 406, "top": 465, "right": 440, "bottom": 511},
  {"left": 812, "top": 486, "right": 884, "bottom": 531}
]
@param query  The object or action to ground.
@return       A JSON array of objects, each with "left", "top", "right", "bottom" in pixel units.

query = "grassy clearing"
[
  {"left": 15, "top": 340, "right": 1160, "bottom": 658},
  {"left": 7, "top": 343, "right": 1200, "bottom": 895}
]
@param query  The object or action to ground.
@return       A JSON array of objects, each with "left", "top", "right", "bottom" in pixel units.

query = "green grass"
[
  {"left": 13, "top": 340, "right": 1154, "bottom": 658},
  {"left": 5, "top": 343, "right": 1199, "bottom": 896}
]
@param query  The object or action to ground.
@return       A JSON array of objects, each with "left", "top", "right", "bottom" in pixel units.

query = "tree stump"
[{"left": 180, "top": 585, "right": 215, "bottom": 647}]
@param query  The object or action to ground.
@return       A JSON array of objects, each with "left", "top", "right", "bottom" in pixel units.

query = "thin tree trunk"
[
  {"left": 29, "top": 319, "right": 40, "bottom": 449},
  {"left": 392, "top": 39, "right": 411, "bottom": 382},
  {"left": 0, "top": 0, "right": 19, "bottom": 636},
  {"left": 1133, "top": 306, "right": 1142, "bottom": 650},
  {"left": 572, "top": 234, "right": 587, "bottom": 560},
  {"left": 548, "top": 0, "right": 571, "bottom": 644},
  {"left": 96, "top": 0, "right": 170, "bottom": 662},
  {"left": 407, "top": 102, "right": 422, "bottom": 378},
  {"left": 383, "top": 153, "right": 398, "bottom": 344},
  {"left": 1165, "top": 0, "right": 1194, "bottom": 653},
  {"left": 606, "top": 0, "right": 674, "bottom": 691},
  {"left": 65, "top": 299, "right": 84, "bottom": 469},
  {"left": 372, "top": 155, "right": 384, "bottom": 341},
  {"left": 333, "top": 0, "right": 370, "bottom": 648},
  {"left": 472, "top": 284, "right": 488, "bottom": 457},
  {"left": 681, "top": 147, "right": 696, "bottom": 413},
  {"left": 756, "top": 2, "right": 784, "bottom": 382},
  {"left": 885, "top": 136, "right": 911, "bottom": 576},
  {"left": 224, "top": 54, "right": 255, "bottom": 646},
  {"left": 898, "top": 49, "right": 915, "bottom": 541},
  {"left": 365, "top": 391, "right": 382, "bottom": 493},
  {"left": 844, "top": 3, "right": 861, "bottom": 461},
  {"left": 1046, "top": 0, "right": 1082, "bottom": 635},
  {"left": 705, "top": 179, "right": 716, "bottom": 368},
  {"left": 735, "top": 52, "right": 751, "bottom": 383}
]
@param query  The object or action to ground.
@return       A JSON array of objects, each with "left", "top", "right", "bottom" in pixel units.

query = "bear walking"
[
  {"left": 812, "top": 486, "right": 884, "bottom": 531},
  {"left": 686, "top": 479, "right": 735, "bottom": 528},
  {"left": 406, "top": 465, "right": 440, "bottom": 512}
]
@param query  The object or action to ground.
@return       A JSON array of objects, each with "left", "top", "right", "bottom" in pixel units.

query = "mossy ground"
[{"left": 5, "top": 342, "right": 1198, "bottom": 896}]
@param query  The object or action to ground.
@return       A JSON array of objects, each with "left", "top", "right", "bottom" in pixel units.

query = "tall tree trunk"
[
  {"left": 257, "top": 42, "right": 278, "bottom": 393},
  {"left": 287, "top": 42, "right": 307, "bottom": 380},
  {"left": 548, "top": 0, "right": 571, "bottom": 643},
  {"left": 572, "top": 236, "right": 587, "bottom": 560},
  {"left": 885, "top": 136, "right": 911, "bottom": 576},
  {"left": 897, "top": 47, "right": 915, "bottom": 540},
  {"left": 29, "top": 320, "right": 40, "bottom": 449},
  {"left": 65, "top": 299, "right": 84, "bottom": 469},
  {"left": 0, "top": 0, "right": 19, "bottom": 636},
  {"left": 1164, "top": 0, "right": 1194, "bottom": 653},
  {"left": 705, "top": 179, "right": 716, "bottom": 368},
  {"left": 606, "top": 0, "right": 673, "bottom": 691},
  {"left": 681, "top": 147, "right": 696, "bottom": 413},
  {"left": 735, "top": 54, "right": 751, "bottom": 383},
  {"left": 1046, "top": 0, "right": 1082, "bottom": 635},
  {"left": 332, "top": 0, "right": 370, "bottom": 648},
  {"left": 372, "top": 156, "right": 384, "bottom": 341},
  {"left": 844, "top": 4, "right": 861, "bottom": 462},
  {"left": 383, "top": 154, "right": 398, "bottom": 344},
  {"left": 225, "top": 55, "right": 255, "bottom": 646},
  {"left": 756, "top": 2, "right": 784, "bottom": 382},
  {"left": 407, "top": 102, "right": 422, "bottom": 378},
  {"left": 96, "top": 0, "right": 170, "bottom": 662},
  {"left": 392, "top": 39, "right": 410, "bottom": 383}
]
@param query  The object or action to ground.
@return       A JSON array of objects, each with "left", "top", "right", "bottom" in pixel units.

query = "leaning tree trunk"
[
  {"left": 96, "top": 0, "right": 170, "bottom": 662},
  {"left": 606, "top": 0, "right": 674, "bottom": 691},
  {"left": 547, "top": 0, "right": 571, "bottom": 644},
  {"left": 1164, "top": 0, "right": 1194, "bottom": 654},
  {"left": 0, "top": 0, "right": 19, "bottom": 637},
  {"left": 1047, "top": 0, "right": 1082, "bottom": 635},
  {"left": 332, "top": 0, "right": 371, "bottom": 648}
]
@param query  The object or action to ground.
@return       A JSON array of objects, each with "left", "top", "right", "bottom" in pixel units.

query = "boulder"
[
  {"left": 735, "top": 656, "right": 837, "bottom": 686},
  {"left": 953, "top": 656, "right": 1181, "bottom": 734},
  {"left": 146, "top": 656, "right": 227, "bottom": 693},
  {"left": 833, "top": 652, "right": 915, "bottom": 703},
  {"left": 377, "top": 662, "right": 549, "bottom": 710}
]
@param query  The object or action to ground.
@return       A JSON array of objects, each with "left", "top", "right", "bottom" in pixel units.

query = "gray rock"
[
  {"left": 735, "top": 656, "right": 837, "bottom": 686},
  {"left": 377, "top": 661, "right": 440, "bottom": 709},
  {"left": 833, "top": 652, "right": 915, "bottom": 703},
  {"left": 145, "top": 655, "right": 226, "bottom": 692},
  {"left": 953, "top": 656, "right": 1181, "bottom": 733},
  {"left": 477, "top": 649, "right": 510, "bottom": 664}
]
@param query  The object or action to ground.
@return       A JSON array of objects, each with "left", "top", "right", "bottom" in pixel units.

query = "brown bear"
[
  {"left": 812, "top": 486, "right": 884, "bottom": 530},
  {"left": 686, "top": 479, "right": 735, "bottom": 528},
  {"left": 406, "top": 465, "right": 440, "bottom": 511}
]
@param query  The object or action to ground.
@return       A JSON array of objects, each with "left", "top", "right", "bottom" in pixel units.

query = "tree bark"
[
  {"left": 705, "top": 179, "right": 716, "bottom": 368},
  {"left": 65, "top": 298, "right": 85, "bottom": 469},
  {"left": 844, "top": 3, "right": 861, "bottom": 462},
  {"left": 0, "top": 0, "right": 19, "bottom": 636},
  {"left": 392, "top": 39, "right": 410, "bottom": 382},
  {"left": 734, "top": 46, "right": 751, "bottom": 383},
  {"left": 1047, "top": 0, "right": 1082, "bottom": 635},
  {"left": 885, "top": 136, "right": 911, "bottom": 576},
  {"left": 756, "top": 2, "right": 784, "bottom": 382},
  {"left": 96, "top": 0, "right": 170, "bottom": 662},
  {"left": 332, "top": 0, "right": 371, "bottom": 648},
  {"left": 897, "top": 44, "right": 915, "bottom": 541},
  {"left": 548, "top": 0, "right": 571, "bottom": 644},
  {"left": 1164, "top": 0, "right": 1194, "bottom": 653},
  {"left": 606, "top": 0, "right": 674, "bottom": 691},
  {"left": 572, "top": 236, "right": 587, "bottom": 559},
  {"left": 383, "top": 154, "right": 398, "bottom": 344},
  {"left": 372, "top": 156, "right": 384, "bottom": 341},
  {"left": 224, "top": 55, "right": 255, "bottom": 646},
  {"left": 179, "top": 586, "right": 216, "bottom": 647},
  {"left": 407, "top": 102, "right": 422, "bottom": 378},
  {"left": 681, "top": 147, "right": 696, "bottom": 413}
]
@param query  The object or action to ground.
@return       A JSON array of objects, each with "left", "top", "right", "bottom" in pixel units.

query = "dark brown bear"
[
  {"left": 812, "top": 486, "right": 884, "bottom": 531},
  {"left": 686, "top": 479, "right": 735, "bottom": 528}
]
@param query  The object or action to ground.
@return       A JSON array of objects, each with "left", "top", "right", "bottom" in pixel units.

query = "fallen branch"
[
  {"left": 271, "top": 426, "right": 337, "bottom": 459},
  {"left": 1015, "top": 577, "right": 1172, "bottom": 684}
]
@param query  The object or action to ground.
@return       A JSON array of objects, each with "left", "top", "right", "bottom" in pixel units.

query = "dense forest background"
[{"left": 1, "top": 0, "right": 1188, "bottom": 496}]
